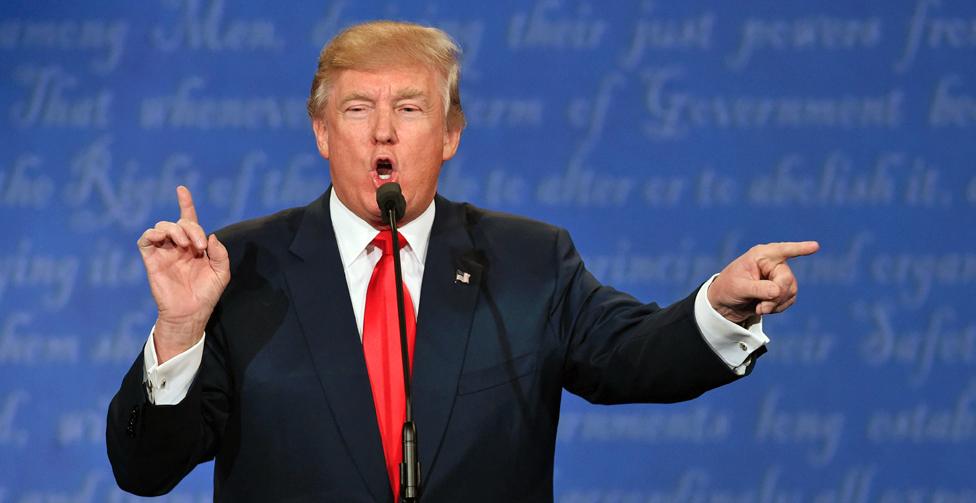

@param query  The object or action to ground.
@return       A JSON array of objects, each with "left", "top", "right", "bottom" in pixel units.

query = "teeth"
[{"left": 379, "top": 173, "right": 391, "bottom": 180}]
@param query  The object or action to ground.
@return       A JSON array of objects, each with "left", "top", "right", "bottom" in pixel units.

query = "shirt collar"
[{"left": 329, "top": 188, "right": 435, "bottom": 268}]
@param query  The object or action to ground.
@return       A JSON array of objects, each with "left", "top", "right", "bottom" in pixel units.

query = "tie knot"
[{"left": 371, "top": 230, "right": 408, "bottom": 256}]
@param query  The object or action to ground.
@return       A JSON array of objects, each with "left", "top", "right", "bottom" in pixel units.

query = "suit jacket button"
[{"left": 127, "top": 406, "right": 139, "bottom": 437}]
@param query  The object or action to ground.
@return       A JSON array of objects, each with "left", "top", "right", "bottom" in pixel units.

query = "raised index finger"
[
  {"left": 760, "top": 241, "right": 820, "bottom": 262},
  {"left": 176, "top": 185, "right": 198, "bottom": 223}
]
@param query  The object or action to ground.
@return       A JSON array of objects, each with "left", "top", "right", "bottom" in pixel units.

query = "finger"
[
  {"left": 757, "top": 289, "right": 798, "bottom": 315},
  {"left": 731, "top": 276, "right": 781, "bottom": 302},
  {"left": 773, "top": 296, "right": 797, "bottom": 314},
  {"left": 768, "top": 265, "right": 795, "bottom": 298},
  {"left": 759, "top": 241, "right": 820, "bottom": 262},
  {"left": 137, "top": 228, "right": 168, "bottom": 248},
  {"left": 177, "top": 185, "right": 199, "bottom": 223},
  {"left": 756, "top": 300, "right": 776, "bottom": 316},
  {"left": 177, "top": 218, "right": 208, "bottom": 250},
  {"left": 767, "top": 261, "right": 796, "bottom": 281},
  {"left": 154, "top": 220, "right": 191, "bottom": 248}
]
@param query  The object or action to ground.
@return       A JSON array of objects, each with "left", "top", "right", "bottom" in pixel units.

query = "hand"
[
  {"left": 137, "top": 186, "right": 231, "bottom": 363},
  {"left": 707, "top": 241, "right": 820, "bottom": 325}
]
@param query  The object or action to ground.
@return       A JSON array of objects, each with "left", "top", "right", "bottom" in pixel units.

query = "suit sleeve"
[
  {"left": 105, "top": 309, "right": 233, "bottom": 496},
  {"left": 552, "top": 228, "right": 763, "bottom": 405}
]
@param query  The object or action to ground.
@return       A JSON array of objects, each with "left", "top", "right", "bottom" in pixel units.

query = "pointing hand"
[
  {"left": 707, "top": 241, "right": 820, "bottom": 325},
  {"left": 137, "top": 186, "right": 231, "bottom": 363}
]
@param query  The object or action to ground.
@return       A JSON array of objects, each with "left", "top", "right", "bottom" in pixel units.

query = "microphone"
[
  {"left": 376, "top": 182, "right": 406, "bottom": 223},
  {"left": 374, "top": 182, "right": 421, "bottom": 502}
]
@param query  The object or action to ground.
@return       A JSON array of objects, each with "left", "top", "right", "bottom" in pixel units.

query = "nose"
[{"left": 372, "top": 107, "right": 397, "bottom": 145}]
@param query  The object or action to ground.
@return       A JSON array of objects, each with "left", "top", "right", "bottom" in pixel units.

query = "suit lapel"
[
  {"left": 283, "top": 192, "right": 483, "bottom": 497},
  {"left": 283, "top": 190, "right": 390, "bottom": 502},
  {"left": 413, "top": 196, "right": 483, "bottom": 486}
]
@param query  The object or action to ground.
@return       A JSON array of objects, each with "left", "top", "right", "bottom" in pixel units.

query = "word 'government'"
[{"left": 641, "top": 68, "right": 903, "bottom": 140}]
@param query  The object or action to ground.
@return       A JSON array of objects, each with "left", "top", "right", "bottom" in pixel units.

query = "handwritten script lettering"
[
  {"left": 642, "top": 68, "right": 903, "bottom": 140},
  {"left": 0, "top": 18, "right": 128, "bottom": 73},
  {"left": 9, "top": 66, "right": 112, "bottom": 128},
  {"left": 729, "top": 16, "right": 881, "bottom": 70},
  {"left": 141, "top": 77, "right": 306, "bottom": 130},
  {"left": 153, "top": 0, "right": 282, "bottom": 52}
]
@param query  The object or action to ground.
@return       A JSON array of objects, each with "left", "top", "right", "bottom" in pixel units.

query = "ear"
[
  {"left": 312, "top": 118, "right": 330, "bottom": 159},
  {"left": 442, "top": 126, "right": 462, "bottom": 161}
]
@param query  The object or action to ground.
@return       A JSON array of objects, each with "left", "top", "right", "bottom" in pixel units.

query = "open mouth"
[
  {"left": 376, "top": 158, "right": 394, "bottom": 180},
  {"left": 371, "top": 156, "right": 398, "bottom": 188}
]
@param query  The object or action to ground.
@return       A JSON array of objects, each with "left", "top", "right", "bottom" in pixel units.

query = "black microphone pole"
[{"left": 376, "top": 183, "right": 421, "bottom": 503}]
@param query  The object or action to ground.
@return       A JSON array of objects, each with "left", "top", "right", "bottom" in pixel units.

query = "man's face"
[{"left": 312, "top": 65, "right": 461, "bottom": 227}]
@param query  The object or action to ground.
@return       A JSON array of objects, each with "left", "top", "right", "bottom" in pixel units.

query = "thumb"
[{"left": 207, "top": 234, "right": 230, "bottom": 279}]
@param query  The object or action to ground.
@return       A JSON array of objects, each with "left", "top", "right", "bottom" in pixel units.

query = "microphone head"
[{"left": 376, "top": 182, "right": 406, "bottom": 223}]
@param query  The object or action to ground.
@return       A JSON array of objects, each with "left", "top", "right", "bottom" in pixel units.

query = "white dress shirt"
[{"left": 143, "top": 192, "right": 767, "bottom": 405}]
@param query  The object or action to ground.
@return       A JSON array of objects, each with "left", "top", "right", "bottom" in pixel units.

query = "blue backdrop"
[{"left": 1, "top": 0, "right": 974, "bottom": 501}]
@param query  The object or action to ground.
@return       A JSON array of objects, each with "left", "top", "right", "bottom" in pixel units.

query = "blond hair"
[{"left": 307, "top": 20, "right": 466, "bottom": 130}]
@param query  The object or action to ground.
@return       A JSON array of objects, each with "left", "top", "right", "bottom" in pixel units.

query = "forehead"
[{"left": 332, "top": 65, "right": 443, "bottom": 99}]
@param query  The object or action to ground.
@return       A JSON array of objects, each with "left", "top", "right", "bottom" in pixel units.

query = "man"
[{"left": 107, "top": 21, "right": 818, "bottom": 502}]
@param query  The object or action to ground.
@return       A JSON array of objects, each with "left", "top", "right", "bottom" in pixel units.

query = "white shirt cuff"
[
  {"left": 693, "top": 274, "right": 770, "bottom": 376},
  {"left": 142, "top": 326, "right": 206, "bottom": 405}
]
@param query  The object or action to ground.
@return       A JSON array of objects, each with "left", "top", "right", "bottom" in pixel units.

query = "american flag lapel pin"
[{"left": 455, "top": 269, "right": 471, "bottom": 285}]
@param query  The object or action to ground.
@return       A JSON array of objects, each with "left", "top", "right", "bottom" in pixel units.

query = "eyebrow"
[
  {"left": 339, "top": 92, "right": 376, "bottom": 105},
  {"left": 394, "top": 88, "right": 429, "bottom": 103},
  {"left": 338, "top": 88, "right": 431, "bottom": 105}
]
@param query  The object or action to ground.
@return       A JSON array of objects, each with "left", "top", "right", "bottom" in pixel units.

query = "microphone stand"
[{"left": 386, "top": 208, "right": 421, "bottom": 503}]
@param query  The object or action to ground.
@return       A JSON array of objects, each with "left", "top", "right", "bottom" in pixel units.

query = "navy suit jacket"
[{"left": 107, "top": 190, "right": 755, "bottom": 502}]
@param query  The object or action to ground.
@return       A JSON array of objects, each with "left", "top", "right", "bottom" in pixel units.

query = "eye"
[
  {"left": 399, "top": 104, "right": 422, "bottom": 113},
  {"left": 344, "top": 103, "right": 371, "bottom": 115}
]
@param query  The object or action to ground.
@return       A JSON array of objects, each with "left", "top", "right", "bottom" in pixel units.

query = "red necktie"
[{"left": 362, "top": 230, "right": 416, "bottom": 500}]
